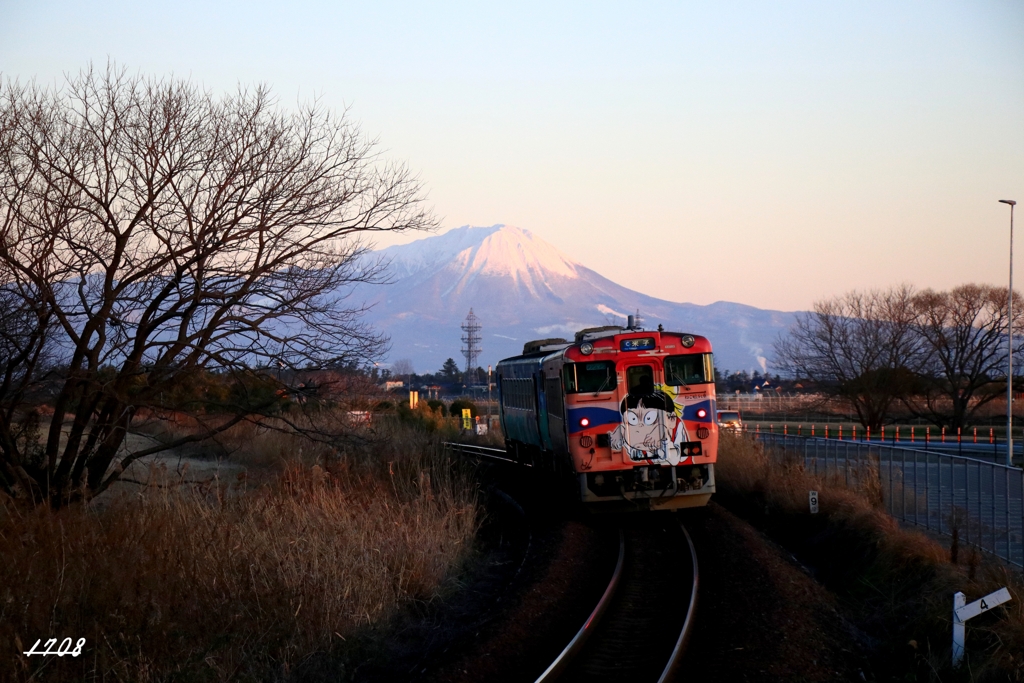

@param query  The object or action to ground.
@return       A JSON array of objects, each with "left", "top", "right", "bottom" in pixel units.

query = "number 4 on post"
[{"left": 953, "top": 587, "right": 1013, "bottom": 668}]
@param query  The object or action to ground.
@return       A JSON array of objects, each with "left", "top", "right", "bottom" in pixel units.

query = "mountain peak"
[
  {"left": 379, "top": 224, "right": 579, "bottom": 283},
  {"left": 360, "top": 223, "right": 795, "bottom": 374},
  {"left": 456, "top": 225, "right": 579, "bottom": 280}
]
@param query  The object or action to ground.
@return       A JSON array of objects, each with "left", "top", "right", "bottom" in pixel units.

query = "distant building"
[{"left": 383, "top": 380, "right": 405, "bottom": 391}]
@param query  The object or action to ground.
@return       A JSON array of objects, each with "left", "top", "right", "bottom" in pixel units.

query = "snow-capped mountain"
[{"left": 353, "top": 224, "right": 797, "bottom": 374}]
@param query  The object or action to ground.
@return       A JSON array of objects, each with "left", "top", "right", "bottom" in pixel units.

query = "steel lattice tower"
[{"left": 460, "top": 309, "right": 482, "bottom": 378}]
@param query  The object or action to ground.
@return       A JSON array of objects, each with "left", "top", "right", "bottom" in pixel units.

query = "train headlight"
[
  {"left": 580, "top": 342, "right": 594, "bottom": 355},
  {"left": 697, "top": 408, "right": 707, "bottom": 419},
  {"left": 681, "top": 335, "right": 695, "bottom": 348},
  {"left": 580, "top": 417, "right": 590, "bottom": 427}
]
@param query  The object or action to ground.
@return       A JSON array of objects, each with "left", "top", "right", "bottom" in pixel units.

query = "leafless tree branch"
[{"left": 0, "top": 63, "right": 437, "bottom": 507}]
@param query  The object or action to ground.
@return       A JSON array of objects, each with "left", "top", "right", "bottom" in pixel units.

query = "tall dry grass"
[
  {"left": 1, "top": 420, "right": 479, "bottom": 682},
  {"left": 716, "top": 433, "right": 1024, "bottom": 681}
]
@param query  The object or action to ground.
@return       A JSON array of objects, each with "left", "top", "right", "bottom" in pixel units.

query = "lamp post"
[{"left": 1001, "top": 199, "right": 1017, "bottom": 466}]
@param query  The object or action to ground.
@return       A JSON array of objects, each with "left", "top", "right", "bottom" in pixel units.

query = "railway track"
[
  {"left": 444, "top": 441, "right": 525, "bottom": 465},
  {"left": 445, "top": 442, "right": 700, "bottom": 683},
  {"left": 537, "top": 518, "right": 698, "bottom": 683}
]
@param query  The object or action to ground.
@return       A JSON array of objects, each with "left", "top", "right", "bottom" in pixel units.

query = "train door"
[
  {"left": 620, "top": 363, "right": 672, "bottom": 463},
  {"left": 543, "top": 372, "right": 567, "bottom": 455}
]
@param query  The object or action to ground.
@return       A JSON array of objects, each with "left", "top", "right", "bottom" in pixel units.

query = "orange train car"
[{"left": 496, "top": 324, "right": 717, "bottom": 510}]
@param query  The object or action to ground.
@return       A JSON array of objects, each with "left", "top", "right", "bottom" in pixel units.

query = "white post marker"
[
  {"left": 809, "top": 490, "right": 819, "bottom": 514},
  {"left": 952, "top": 587, "right": 1013, "bottom": 667}
]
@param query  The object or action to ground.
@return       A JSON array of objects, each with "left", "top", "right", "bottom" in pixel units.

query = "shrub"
[
  {"left": 715, "top": 433, "right": 1023, "bottom": 680},
  {"left": 448, "top": 399, "right": 478, "bottom": 419},
  {"left": 1, "top": 422, "right": 479, "bottom": 682}
]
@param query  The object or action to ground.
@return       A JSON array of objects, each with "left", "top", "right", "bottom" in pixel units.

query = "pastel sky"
[{"left": 2, "top": 1, "right": 1022, "bottom": 311}]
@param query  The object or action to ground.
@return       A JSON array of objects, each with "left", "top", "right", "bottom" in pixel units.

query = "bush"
[
  {"left": 1, "top": 421, "right": 479, "bottom": 682},
  {"left": 427, "top": 399, "right": 445, "bottom": 414},
  {"left": 448, "top": 399, "right": 478, "bottom": 419},
  {"left": 715, "top": 433, "right": 1024, "bottom": 681}
]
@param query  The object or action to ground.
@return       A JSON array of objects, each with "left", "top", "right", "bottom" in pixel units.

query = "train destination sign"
[{"left": 620, "top": 337, "right": 655, "bottom": 351}]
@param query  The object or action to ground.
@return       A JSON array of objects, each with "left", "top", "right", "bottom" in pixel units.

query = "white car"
[{"left": 717, "top": 410, "right": 743, "bottom": 433}]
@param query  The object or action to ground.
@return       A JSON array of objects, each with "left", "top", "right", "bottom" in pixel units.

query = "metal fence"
[{"left": 756, "top": 433, "right": 1024, "bottom": 567}]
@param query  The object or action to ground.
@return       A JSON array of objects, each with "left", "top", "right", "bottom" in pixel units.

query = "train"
[{"left": 495, "top": 322, "right": 717, "bottom": 510}]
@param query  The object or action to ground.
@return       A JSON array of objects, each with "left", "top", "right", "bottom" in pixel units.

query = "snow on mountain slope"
[
  {"left": 354, "top": 225, "right": 797, "bottom": 374},
  {"left": 383, "top": 225, "right": 576, "bottom": 278}
]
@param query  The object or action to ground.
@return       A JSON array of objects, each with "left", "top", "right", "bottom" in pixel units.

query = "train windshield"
[
  {"left": 626, "top": 365, "right": 655, "bottom": 394},
  {"left": 664, "top": 353, "right": 714, "bottom": 386},
  {"left": 563, "top": 361, "right": 617, "bottom": 393}
]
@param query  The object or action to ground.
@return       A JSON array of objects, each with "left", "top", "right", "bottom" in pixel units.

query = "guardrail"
[{"left": 756, "top": 433, "right": 1024, "bottom": 567}]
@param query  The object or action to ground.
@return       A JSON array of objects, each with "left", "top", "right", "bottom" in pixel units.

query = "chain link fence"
[{"left": 756, "top": 432, "right": 1024, "bottom": 567}]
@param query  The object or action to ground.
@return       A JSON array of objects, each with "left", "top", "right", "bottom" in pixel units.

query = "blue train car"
[{"left": 496, "top": 352, "right": 550, "bottom": 452}]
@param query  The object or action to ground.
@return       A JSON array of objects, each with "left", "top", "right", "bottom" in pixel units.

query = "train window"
[
  {"left": 563, "top": 361, "right": 617, "bottom": 394},
  {"left": 664, "top": 353, "right": 714, "bottom": 386},
  {"left": 501, "top": 377, "right": 536, "bottom": 410},
  {"left": 626, "top": 365, "right": 654, "bottom": 394}
]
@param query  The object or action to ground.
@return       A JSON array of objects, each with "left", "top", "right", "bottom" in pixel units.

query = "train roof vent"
[
  {"left": 522, "top": 338, "right": 570, "bottom": 355},
  {"left": 574, "top": 326, "right": 625, "bottom": 343}
]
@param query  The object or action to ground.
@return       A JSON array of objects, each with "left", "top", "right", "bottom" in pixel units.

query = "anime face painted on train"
[{"left": 609, "top": 376, "right": 691, "bottom": 466}]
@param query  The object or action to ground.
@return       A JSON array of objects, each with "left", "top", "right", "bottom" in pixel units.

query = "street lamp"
[{"left": 1001, "top": 199, "right": 1016, "bottom": 466}]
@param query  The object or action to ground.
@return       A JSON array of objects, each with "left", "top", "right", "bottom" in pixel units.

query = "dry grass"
[
  {"left": 716, "top": 433, "right": 1024, "bottom": 681},
  {"left": 0, "top": 420, "right": 479, "bottom": 682}
]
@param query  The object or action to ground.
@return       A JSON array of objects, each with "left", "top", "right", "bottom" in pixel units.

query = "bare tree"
[
  {"left": 0, "top": 65, "right": 436, "bottom": 506},
  {"left": 391, "top": 357, "right": 414, "bottom": 384},
  {"left": 774, "top": 286, "right": 924, "bottom": 429},
  {"left": 909, "top": 284, "right": 1022, "bottom": 429}
]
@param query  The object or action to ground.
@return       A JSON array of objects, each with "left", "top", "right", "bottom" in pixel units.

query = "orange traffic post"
[
  {"left": 896, "top": 426, "right": 900, "bottom": 442},
  {"left": 784, "top": 424, "right": 788, "bottom": 435},
  {"left": 853, "top": 424, "right": 857, "bottom": 440},
  {"left": 825, "top": 425, "right": 829, "bottom": 439},
  {"left": 881, "top": 425, "right": 885, "bottom": 441},
  {"left": 942, "top": 427, "right": 946, "bottom": 443},
  {"left": 973, "top": 427, "right": 977, "bottom": 443},
  {"left": 811, "top": 424, "right": 815, "bottom": 437},
  {"left": 990, "top": 428, "right": 995, "bottom": 444},
  {"left": 867, "top": 426, "right": 871, "bottom": 441},
  {"left": 957, "top": 427, "right": 962, "bottom": 443}
]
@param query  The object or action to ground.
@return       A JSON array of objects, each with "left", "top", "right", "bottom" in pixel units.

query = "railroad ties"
[
  {"left": 444, "top": 441, "right": 700, "bottom": 681},
  {"left": 538, "top": 517, "right": 698, "bottom": 683}
]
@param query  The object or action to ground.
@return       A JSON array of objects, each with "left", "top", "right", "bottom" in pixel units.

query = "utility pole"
[{"left": 1001, "top": 199, "right": 1016, "bottom": 466}]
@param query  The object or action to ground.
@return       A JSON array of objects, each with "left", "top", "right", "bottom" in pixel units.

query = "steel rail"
[
  {"left": 533, "top": 528, "right": 627, "bottom": 683},
  {"left": 443, "top": 441, "right": 521, "bottom": 465},
  {"left": 446, "top": 440, "right": 701, "bottom": 680},
  {"left": 656, "top": 520, "right": 700, "bottom": 683}
]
